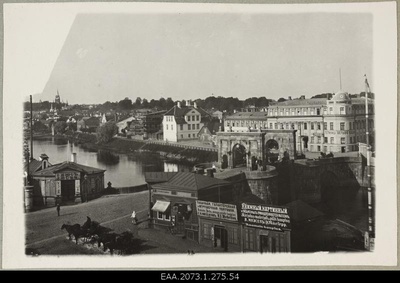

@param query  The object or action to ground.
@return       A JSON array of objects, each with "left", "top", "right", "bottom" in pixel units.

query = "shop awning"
[{"left": 151, "top": 200, "right": 171, "bottom": 213}]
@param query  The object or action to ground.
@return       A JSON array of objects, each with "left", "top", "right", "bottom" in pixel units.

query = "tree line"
[{"left": 25, "top": 92, "right": 374, "bottom": 114}]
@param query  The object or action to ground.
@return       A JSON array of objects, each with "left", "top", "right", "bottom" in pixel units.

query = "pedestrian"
[
  {"left": 56, "top": 204, "right": 60, "bottom": 217},
  {"left": 131, "top": 210, "right": 138, "bottom": 224}
]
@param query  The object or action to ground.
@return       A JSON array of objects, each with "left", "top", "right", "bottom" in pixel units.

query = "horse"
[{"left": 61, "top": 223, "right": 85, "bottom": 244}]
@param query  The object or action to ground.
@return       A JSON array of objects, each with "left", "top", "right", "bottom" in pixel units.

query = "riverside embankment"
[{"left": 64, "top": 132, "right": 218, "bottom": 165}]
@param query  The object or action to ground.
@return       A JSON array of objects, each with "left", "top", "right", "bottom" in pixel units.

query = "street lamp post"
[{"left": 84, "top": 175, "right": 88, "bottom": 202}]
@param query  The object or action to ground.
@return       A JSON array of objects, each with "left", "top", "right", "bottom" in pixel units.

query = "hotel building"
[{"left": 224, "top": 91, "right": 374, "bottom": 153}]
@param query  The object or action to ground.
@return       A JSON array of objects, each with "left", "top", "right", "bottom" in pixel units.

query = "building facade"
[
  {"left": 224, "top": 91, "right": 374, "bottom": 153},
  {"left": 163, "top": 101, "right": 211, "bottom": 142},
  {"left": 30, "top": 154, "right": 105, "bottom": 207},
  {"left": 143, "top": 110, "right": 166, "bottom": 138}
]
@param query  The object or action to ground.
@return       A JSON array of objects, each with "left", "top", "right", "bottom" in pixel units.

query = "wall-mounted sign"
[
  {"left": 196, "top": 200, "right": 238, "bottom": 222},
  {"left": 241, "top": 203, "right": 291, "bottom": 232},
  {"left": 55, "top": 172, "right": 80, "bottom": 180}
]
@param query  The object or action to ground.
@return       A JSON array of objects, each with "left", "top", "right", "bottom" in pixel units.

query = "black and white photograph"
[{"left": 1, "top": 1, "right": 398, "bottom": 269}]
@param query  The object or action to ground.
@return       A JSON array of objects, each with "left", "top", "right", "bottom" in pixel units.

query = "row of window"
[
  {"left": 180, "top": 133, "right": 199, "bottom": 139},
  {"left": 166, "top": 123, "right": 201, "bottom": 131},
  {"left": 310, "top": 135, "right": 367, "bottom": 145},
  {"left": 187, "top": 115, "right": 200, "bottom": 122},
  {"left": 267, "top": 105, "right": 373, "bottom": 117},
  {"left": 227, "top": 119, "right": 374, "bottom": 131}
]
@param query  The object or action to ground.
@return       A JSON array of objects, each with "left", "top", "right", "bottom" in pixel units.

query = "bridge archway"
[
  {"left": 232, "top": 143, "right": 247, "bottom": 168},
  {"left": 266, "top": 139, "right": 279, "bottom": 163}
]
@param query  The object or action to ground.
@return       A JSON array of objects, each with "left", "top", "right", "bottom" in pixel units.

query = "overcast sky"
[{"left": 5, "top": 3, "right": 373, "bottom": 105}]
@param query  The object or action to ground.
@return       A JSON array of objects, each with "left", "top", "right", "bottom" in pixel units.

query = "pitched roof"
[
  {"left": 152, "top": 172, "right": 231, "bottom": 192},
  {"left": 144, "top": 172, "right": 177, "bottom": 184},
  {"left": 270, "top": 98, "right": 328, "bottom": 107},
  {"left": 285, "top": 199, "right": 324, "bottom": 223},
  {"left": 226, "top": 112, "right": 269, "bottom": 120},
  {"left": 32, "top": 161, "right": 105, "bottom": 177},
  {"left": 26, "top": 159, "right": 43, "bottom": 175},
  {"left": 165, "top": 105, "right": 211, "bottom": 119}
]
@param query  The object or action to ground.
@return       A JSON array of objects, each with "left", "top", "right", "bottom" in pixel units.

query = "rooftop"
[
  {"left": 32, "top": 161, "right": 105, "bottom": 177},
  {"left": 152, "top": 172, "right": 231, "bottom": 192}
]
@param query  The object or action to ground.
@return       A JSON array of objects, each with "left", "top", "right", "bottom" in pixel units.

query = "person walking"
[
  {"left": 131, "top": 210, "right": 138, "bottom": 224},
  {"left": 56, "top": 204, "right": 61, "bottom": 217}
]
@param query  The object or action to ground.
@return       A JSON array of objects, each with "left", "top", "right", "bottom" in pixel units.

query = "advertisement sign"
[
  {"left": 196, "top": 200, "right": 238, "bottom": 222},
  {"left": 241, "top": 203, "right": 291, "bottom": 231}
]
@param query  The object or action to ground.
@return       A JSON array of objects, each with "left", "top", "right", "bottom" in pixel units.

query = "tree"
[
  {"left": 278, "top": 97, "right": 287, "bottom": 102},
  {"left": 54, "top": 121, "right": 68, "bottom": 135},
  {"left": 96, "top": 121, "right": 118, "bottom": 144},
  {"left": 142, "top": 98, "right": 149, "bottom": 108},
  {"left": 134, "top": 97, "right": 142, "bottom": 108},
  {"left": 118, "top": 98, "right": 132, "bottom": 110},
  {"left": 32, "top": 120, "right": 48, "bottom": 132}
]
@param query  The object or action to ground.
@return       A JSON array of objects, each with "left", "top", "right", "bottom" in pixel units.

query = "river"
[
  {"left": 32, "top": 136, "right": 368, "bottom": 233},
  {"left": 32, "top": 137, "right": 191, "bottom": 188}
]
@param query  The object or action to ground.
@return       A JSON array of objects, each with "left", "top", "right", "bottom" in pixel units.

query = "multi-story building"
[
  {"left": 224, "top": 91, "right": 374, "bottom": 153},
  {"left": 143, "top": 110, "right": 166, "bottom": 138},
  {"left": 163, "top": 101, "right": 211, "bottom": 142}
]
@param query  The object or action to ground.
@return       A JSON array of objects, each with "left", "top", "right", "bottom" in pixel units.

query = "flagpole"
[{"left": 364, "top": 74, "right": 374, "bottom": 251}]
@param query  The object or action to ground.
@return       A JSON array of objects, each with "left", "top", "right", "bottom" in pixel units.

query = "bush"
[{"left": 96, "top": 122, "right": 118, "bottom": 144}]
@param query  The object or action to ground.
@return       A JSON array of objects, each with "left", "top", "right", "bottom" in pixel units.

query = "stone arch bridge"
[{"left": 216, "top": 130, "right": 297, "bottom": 170}]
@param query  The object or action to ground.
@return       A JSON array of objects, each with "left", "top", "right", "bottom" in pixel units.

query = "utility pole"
[
  {"left": 30, "top": 95, "right": 33, "bottom": 161},
  {"left": 364, "top": 74, "right": 374, "bottom": 251}
]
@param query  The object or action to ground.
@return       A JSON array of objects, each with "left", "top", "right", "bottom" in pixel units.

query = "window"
[
  {"left": 329, "top": 107, "right": 333, "bottom": 113},
  {"left": 330, "top": 122, "right": 334, "bottom": 130},
  {"left": 188, "top": 134, "right": 191, "bottom": 138},
  {"left": 311, "top": 123, "right": 314, "bottom": 130},
  {"left": 341, "top": 137, "right": 346, "bottom": 144},
  {"left": 317, "top": 137, "right": 321, "bottom": 144},
  {"left": 157, "top": 212, "right": 163, "bottom": 220},
  {"left": 311, "top": 136, "right": 314, "bottom": 143},
  {"left": 197, "top": 124, "right": 199, "bottom": 130},
  {"left": 244, "top": 229, "right": 254, "bottom": 250},
  {"left": 349, "top": 122, "right": 352, "bottom": 130},
  {"left": 188, "top": 124, "right": 191, "bottom": 130},
  {"left": 203, "top": 223, "right": 212, "bottom": 239},
  {"left": 291, "top": 124, "right": 295, "bottom": 129},
  {"left": 324, "top": 122, "right": 327, "bottom": 130},
  {"left": 187, "top": 116, "right": 191, "bottom": 121},
  {"left": 304, "top": 123, "right": 307, "bottom": 130},
  {"left": 166, "top": 125, "right": 168, "bottom": 130},
  {"left": 270, "top": 123, "right": 273, "bottom": 129},
  {"left": 181, "top": 134, "right": 183, "bottom": 139},
  {"left": 317, "top": 109, "right": 320, "bottom": 115},
  {"left": 340, "top": 122, "right": 345, "bottom": 131},
  {"left": 330, "top": 137, "right": 334, "bottom": 144},
  {"left": 274, "top": 123, "right": 278, "bottom": 129},
  {"left": 228, "top": 227, "right": 238, "bottom": 245},
  {"left": 180, "top": 124, "right": 183, "bottom": 131},
  {"left": 317, "top": 123, "right": 321, "bottom": 130},
  {"left": 340, "top": 107, "right": 345, "bottom": 114},
  {"left": 324, "top": 137, "right": 328, "bottom": 143}
]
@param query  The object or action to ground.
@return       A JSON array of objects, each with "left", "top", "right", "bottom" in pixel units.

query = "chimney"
[
  {"left": 206, "top": 168, "right": 214, "bottom": 178},
  {"left": 300, "top": 95, "right": 305, "bottom": 100},
  {"left": 187, "top": 100, "right": 191, "bottom": 107},
  {"left": 193, "top": 101, "right": 197, "bottom": 108},
  {"left": 177, "top": 101, "right": 181, "bottom": 108},
  {"left": 71, "top": 153, "right": 77, "bottom": 163}
]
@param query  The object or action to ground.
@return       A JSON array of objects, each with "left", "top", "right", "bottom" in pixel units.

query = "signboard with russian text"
[
  {"left": 241, "top": 203, "right": 291, "bottom": 231},
  {"left": 196, "top": 200, "right": 238, "bottom": 222},
  {"left": 55, "top": 172, "right": 80, "bottom": 181}
]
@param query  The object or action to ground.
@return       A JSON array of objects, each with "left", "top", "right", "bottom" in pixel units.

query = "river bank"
[{"left": 40, "top": 132, "right": 218, "bottom": 166}]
